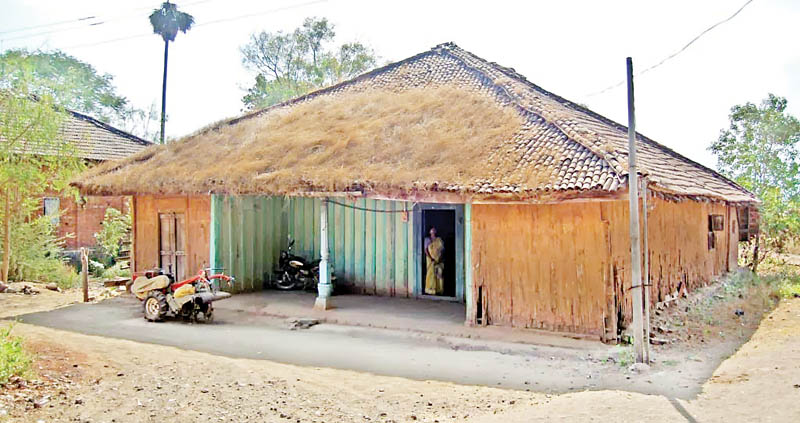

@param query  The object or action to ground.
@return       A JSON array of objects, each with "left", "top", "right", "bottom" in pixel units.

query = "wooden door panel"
[
  {"left": 158, "top": 212, "right": 186, "bottom": 279},
  {"left": 174, "top": 213, "right": 187, "bottom": 280}
]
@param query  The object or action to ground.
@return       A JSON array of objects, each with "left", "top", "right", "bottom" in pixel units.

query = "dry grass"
[{"left": 75, "top": 86, "right": 528, "bottom": 195}]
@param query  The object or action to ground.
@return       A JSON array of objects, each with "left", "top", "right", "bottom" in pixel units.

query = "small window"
[
  {"left": 708, "top": 214, "right": 724, "bottom": 231},
  {"left": 43, "top": 197, "right": 60, "bottom": 226},
  {"left": 708, "top": 232, "right": 716, "bottom": 250}
]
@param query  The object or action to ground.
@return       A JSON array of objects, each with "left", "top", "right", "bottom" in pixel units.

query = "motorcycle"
[
  {"left": 132, "top": 267, "right": 233, "bottom": 322},
  {"left": 273, "top": 238, "right": 336, "bottom": 291}
]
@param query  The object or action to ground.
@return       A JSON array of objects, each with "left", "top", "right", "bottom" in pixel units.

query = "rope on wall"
[{"left": 323, "top": 198, "right": 417, "bottom": 214}]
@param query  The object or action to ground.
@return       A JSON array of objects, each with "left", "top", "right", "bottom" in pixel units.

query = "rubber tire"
[
  {"left": 274, "top": 271, "right": 298, "bottom": 290},
  {"left": 143, "top": 291, "right": 168, "bottom": 322}
]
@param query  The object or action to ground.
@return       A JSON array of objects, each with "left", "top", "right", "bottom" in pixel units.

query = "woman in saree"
[{"left": 424, "top": 226, "right": 444, "bottom": 295}]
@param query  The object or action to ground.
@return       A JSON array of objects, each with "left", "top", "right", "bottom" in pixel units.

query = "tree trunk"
[
  {"left": 160, "top": 40, "right": 169, "bottom": 144},
  {"left": 751, "top": 232, "right": 761, "bottom": 273},
  {"left": 2, "top": 188, "right": 11, "bottom": 283}
]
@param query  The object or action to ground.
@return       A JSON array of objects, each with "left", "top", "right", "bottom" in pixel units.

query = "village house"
[
  {"left": 39, "top": 109, "right": 152, "bottom": 252},
  {"left": 73, "top": 43, "right": 757, "bottom": 341}
]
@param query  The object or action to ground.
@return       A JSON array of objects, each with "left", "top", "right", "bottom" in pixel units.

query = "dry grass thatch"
[{"left": 75, "top": 86, "right": 527, "bottom": 195}]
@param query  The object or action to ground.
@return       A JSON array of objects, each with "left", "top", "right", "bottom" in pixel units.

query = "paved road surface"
[{"left": 8, "top": 296, "right": 694, "bottom": 398}]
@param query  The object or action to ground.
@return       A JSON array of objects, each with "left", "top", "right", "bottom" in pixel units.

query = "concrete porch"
[{"left": 214, "top": 290, "right": 599, "bottom": 349}]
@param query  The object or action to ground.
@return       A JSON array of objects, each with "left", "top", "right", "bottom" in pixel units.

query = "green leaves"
[
  {"left": 149, "top": 1, "right": 195, "bottom": 43},
  {"left": 240, "top": 17, "right": 378, "bottom": 110},
  {"left": 94, "top": 206, "right": 131, "bottom": 258},
  {"left": 0, "top": 324, "right": 33, "bottom": 385},
  {"left": 710, "top": 94, "right": 800, "bottom": 248},
  {"left": 1, "top": 50, "right": 86, "bottom": 283},
  {"left": 0, "top": 49, "right": 129, "bottom": 125}
]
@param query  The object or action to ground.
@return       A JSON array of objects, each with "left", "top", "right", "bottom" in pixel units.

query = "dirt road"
[{"left": 3, "top": 298, "right": 799, "bottom": 422}]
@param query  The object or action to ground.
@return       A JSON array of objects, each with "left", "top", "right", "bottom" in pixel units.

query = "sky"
[{"left": 1, "top": 0, "right": 798, "bottom": 168}]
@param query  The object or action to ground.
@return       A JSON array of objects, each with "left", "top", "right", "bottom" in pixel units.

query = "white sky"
[{"left": 1, "top": 0, "right": 798, "bottom": 168}]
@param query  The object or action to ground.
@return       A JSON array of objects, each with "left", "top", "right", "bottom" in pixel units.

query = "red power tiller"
[{"left": 131, "top": 267, "right": 234, "bottom": 322}]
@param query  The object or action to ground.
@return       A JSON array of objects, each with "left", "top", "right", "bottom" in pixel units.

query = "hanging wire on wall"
[{"left": 323, "top": 199, "right": 418, "bottom": 214}]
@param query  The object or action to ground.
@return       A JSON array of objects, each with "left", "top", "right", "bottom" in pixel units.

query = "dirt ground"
[
  {"left": 1, "top": 298, "right": 798, "bottom": 422},
  {"left": 0, "top": 281, "right": 122, "bottom": 319},
  {"left": 2, "top": 268, "right": 798, "bottom": 422}
]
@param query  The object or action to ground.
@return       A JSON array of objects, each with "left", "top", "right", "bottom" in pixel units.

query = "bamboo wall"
[
  {"left": 132, "top": 195, "right": 210, "bottom": 277},
  {"left": 603, "top": 195, "right": 736, "bottom": 338},
  {"left": 210, "top": 195, "right": 419, "bottom": 295},
  {"left": 469, "top": 194, "right": 739, "bottom": 338},
  {"left": 470, "top": 201, "right": 609, "bottom": 335}
]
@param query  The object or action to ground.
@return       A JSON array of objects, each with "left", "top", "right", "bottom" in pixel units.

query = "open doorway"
[{"left": 422, "top": 209, "right": 457, "bottom": 297}]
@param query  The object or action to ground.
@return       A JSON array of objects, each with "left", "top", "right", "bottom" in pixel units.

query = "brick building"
[{"left": 40, "top": 109, "right": 152, "bottom": 251}]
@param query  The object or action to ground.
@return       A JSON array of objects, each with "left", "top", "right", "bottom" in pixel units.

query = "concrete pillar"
[{"left": 315, "top": 198, "right": 333, "bottom": 310}]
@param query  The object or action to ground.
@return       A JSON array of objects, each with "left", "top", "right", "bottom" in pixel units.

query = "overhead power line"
[
  {"left": 0, "top": 0, "right": 215, "bottom": 41},
  {"left": 0, "top": 15, "right": 97, "bottom": 36},
  {"left": 61, "top": 0, "right": 329, "bottom": 50},
  {"left": 582, "top": 0, "right": 755, "bottom": 98}
]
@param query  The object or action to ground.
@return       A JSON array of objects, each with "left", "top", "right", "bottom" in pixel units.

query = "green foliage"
[
  {"left": 240, "top": 17, "right": 378, "bottom": 109},
  {"left": 0, "top": 49, "right": 157, "bottom": 141},
  {"left": 101, "top": 261, "right": 131, "bottom": 280},
  {"left": 94, "top": 207, "right": 131, "bottom": 258},
  {"left": 710, "top": 94, "right": 800, "bottom": 252},
  {"left": 1, "top": 52, "right": 87, "bottom": 283},
  {"left": 149, "top": 1, "right": 195, "bottom": 42},
  {"left": 0, "top": 324, "right": 33, "bottom": 385},
  {"left": 1, "top": 214, "right": 79, "bottom": 288},
  {"left": 725, "top": 266, "right": 800, "bottom": 301}
]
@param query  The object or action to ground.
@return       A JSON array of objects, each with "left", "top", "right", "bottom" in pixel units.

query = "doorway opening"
[{"left": 421, "top": 209, "right": 457, "bottom": 298}]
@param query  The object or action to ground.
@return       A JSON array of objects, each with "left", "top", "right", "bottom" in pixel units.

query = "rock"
[
  {"left": 650, "top": 337, "right": 669, "bottom": 345},
  {"left": 628, "top": 363, "right": 651, "bottom": 374},
  {"left": 285, "top": 317, "right": 320, "bottom": 330},
  {"left": 45, "top": 283, "right": 59, "bottom": 291},
  {"left": 33, "top": 396, "right": 49, "bottom": 408},
  {"left": 0, "top": 282, "right": 7, "bottom": 293},
  {"left": 75, "top": 398, "right": 84, "bottom": 405},
  {"left": 734, "top": 309, "right": 745, "bottom": 317}
]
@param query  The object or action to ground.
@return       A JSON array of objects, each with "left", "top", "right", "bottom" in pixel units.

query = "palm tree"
[{"left": 149, "top": 1, "right": 194, "bottom": 144}]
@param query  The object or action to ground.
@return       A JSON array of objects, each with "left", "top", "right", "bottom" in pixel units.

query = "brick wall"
[{"left": 40, "top": 195, "right": 130, "bottom": 251}]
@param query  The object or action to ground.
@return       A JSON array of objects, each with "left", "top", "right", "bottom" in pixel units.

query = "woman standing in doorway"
[{"left": 425, "top": 226, "right": 444, "bottom": 295}]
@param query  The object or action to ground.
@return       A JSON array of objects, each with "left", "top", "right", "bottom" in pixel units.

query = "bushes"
[
  {"left": 0, "top": 214, "right": 79, "bottom": 289},
  {"left": 0, "top": 325, "right": 33, "bottom": 385},
  {"left": 94, "top": 207, "right": 130, "bottom": 258}
]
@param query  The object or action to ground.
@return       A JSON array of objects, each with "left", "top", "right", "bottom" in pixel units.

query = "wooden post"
[
  {"left": 626, "top": 57, "right": 645, "bottom": 363},
  {"left": 642, "top": 177, "right": 651, "bottom": 363},
  {"left": 314, "top": 198, "right": 332, "bottom": 310},
  {"left": 81, "top": 247, "right": 89, "bottom": 302}
]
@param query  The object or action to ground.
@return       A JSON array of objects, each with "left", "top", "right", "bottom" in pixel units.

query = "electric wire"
[
  {"left": 58, "top": 0, "right": 329, "bottom": 50},
  {"left": 324, "top": 199, "right": 417, "bottom": 214},
  {"left": 0, "top": 0, "right": 218, "bottom": 42},
  {"left": 582, "top": 0, "right": 755, "bottom": 98}
]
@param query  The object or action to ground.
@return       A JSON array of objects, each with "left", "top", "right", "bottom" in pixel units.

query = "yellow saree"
[{"left": 425, "top": 236, "right": 444, "bottom": 295}]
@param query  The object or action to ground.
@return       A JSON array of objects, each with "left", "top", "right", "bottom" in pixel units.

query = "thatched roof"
[{"left": 73, "top": 42, "right": 756, "bottom": 203}]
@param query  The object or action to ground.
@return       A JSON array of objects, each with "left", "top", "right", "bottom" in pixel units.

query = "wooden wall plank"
[
  {"left": 333, "top": 200, "right": 345, "bottom": 280},
  {"left": 344, "top": 200, "right": 355, "bottom": 284},
  {"left": 407, "top": 207, "right": 416, "bottom": 297},
  {"left": 385, "top": 201, "right": 396, "bottom": 296},
  {"left": 395, "top": 205, "right": 408, "bottom": 297},
  {"left": 365, "top": 199, "right": 376, "bottom": 295},
  {"left": 375, "top": 200, "right": 388, "bottom": 295},
  {"left": 303, "top": 198, "right": 314, "bottom": 259},
  {"left": 354, "top": 198, "right": 366, "bottom": 290}
]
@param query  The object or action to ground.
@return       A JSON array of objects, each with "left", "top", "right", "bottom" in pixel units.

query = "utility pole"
[
  {"left": 642, "top": 177, "right": 651, "bottom": 363},
  {"left": 626, "top": 57, "right": 645, "bottom": 363}
]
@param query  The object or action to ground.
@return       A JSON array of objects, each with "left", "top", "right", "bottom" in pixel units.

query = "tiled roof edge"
[
  {"left": 67, "top": 109, "right": 152, "bottom": 146},
  {"left": 434, "top": 43, "right": 625, "bottom": 184},
  {"left": 443, "top": 44, "right": 753, "bottom": 200}
]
